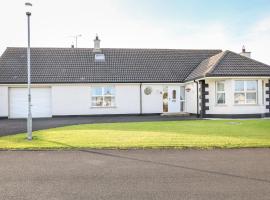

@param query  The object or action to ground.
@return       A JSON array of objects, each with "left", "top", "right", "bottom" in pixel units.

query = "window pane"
[
  {"left": 180, "top": 87, "right": 185, "bottom": 100},
  {"left": 92, "top": 96, "right": 103, "bottom": 106},
  {"left": 172, "top": 90, "right": 176, "bottom": 99},
  {"left": 92, "top": 86, "right": 116, "bottom": 107},
  {"left": 262, "top": 81, "right": 265, "bottom": 105},
  {"left": 163, "top": 88, "right": 168, "bottom": 113},
  {"left": 246, "top": 93, "right": 256, "bottom": 104},
  {"left": 217, "top": 82, "right": 225, "bottom": 91},
  {"left": 217, "top": 93, "right": 225, "bottom": 104},
  {"left": 104, "top": 97, "right": 115, "bottom": 107},
  {"left": 235, "top": 81, "right": 244, "bottom": 91},
  {"left": 180, "top": 102, "right": 185, "bottom": 112},
  {"left": 92, "top": 87, "right": 102, "bottom": 96},
  {"left": 234, "top": 93, "right": 245, "bottom": 104},
  {"left": 246, "top": 81, "right": 257, "bottom": 91},
  {"left": 104, "top": 87, "right": 115, "bottom": 95}
]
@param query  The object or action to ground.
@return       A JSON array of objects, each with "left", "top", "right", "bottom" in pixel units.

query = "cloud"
[
  {"left": 0, "top": 0, "right": 269, "bottom": 65},
  {"left": 244, "top": 17, "right": 270, "bottom": 64}
]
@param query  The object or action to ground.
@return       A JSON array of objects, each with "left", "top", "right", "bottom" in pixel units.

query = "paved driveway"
[
  {"left": 0, "top": 115, "right": 196, "bottom": 136},
  {"left": 0, "top": 149, "right": 269, "bottom": 200}
]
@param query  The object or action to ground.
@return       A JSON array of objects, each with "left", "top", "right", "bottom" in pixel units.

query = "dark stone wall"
[
  {"left": 266, "top": 80, "right": 270, "bottom": 112},
  {"left": 199, "top": 80, "right": 209, "bottom": 118}
]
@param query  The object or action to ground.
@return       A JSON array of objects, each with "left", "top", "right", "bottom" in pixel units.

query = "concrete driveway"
[
  {"left": 0, "top": 115, "right": 196, "bottom": 136},
  {"left": 0, "top": 149, "right": 269, "bottom": 200}
]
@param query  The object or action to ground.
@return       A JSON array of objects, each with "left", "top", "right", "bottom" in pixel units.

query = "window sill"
[
  {"left": 233, "top": 104, "right": 259, "bottom": 106},
  {"left": 215, "top": 104, "right": 227, "bottom": 107},
  {"left": 90, "top": 106, "right": 117, "bottom": 109}
]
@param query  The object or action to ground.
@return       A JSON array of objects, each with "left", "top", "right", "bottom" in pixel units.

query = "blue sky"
[
  {"left": 122, "top": 0, "right": 270, "bottom": 21},
  {"left": 120, "top": 0, "right": 270, "bottom": 34},
  {"left": 0, "top": 0, "right": 270, "bottom": 63}
]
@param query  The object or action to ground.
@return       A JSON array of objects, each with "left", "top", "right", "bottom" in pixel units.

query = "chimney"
[
  {"left": 71, "top": 44, "right": 74, "bottom": 48},
  {"left": 240, "top": 45, "right": 251, "bottom": 58},
  {"left": 93, "top": 34, "right": 101, "bottom": 53}
]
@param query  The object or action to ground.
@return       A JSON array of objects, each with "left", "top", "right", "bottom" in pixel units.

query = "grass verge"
[{"left": 0, "top": 120, "right": 270, "bottom": 149}]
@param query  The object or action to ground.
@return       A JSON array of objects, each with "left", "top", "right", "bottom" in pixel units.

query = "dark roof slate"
[
  {"left": 185, "top": 51, "right": 226, "bottom": 81},
  {"left": 0, "top": 47, "right": 221, "bottom": 83},
  {"left": 186, "top": 50, "right": 270, "bottom": 81},
  {"left": 1, "top": 48, "right": 269, "bottom": 84},
  {"left": 209, "top": 51, "right": 270, "bottom": 77}
]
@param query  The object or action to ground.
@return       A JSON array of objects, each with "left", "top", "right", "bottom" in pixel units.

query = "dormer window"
[{"left": 95, "top": 54, "right": 105, "bottom": 62}]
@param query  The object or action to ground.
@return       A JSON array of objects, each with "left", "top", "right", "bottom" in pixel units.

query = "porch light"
[{"left": 185, "top": 87, "right": 191, "bottom": 92}]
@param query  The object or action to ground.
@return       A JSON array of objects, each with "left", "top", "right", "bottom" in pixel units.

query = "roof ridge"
[
  {"left": 228, "top": 50, "right": 270, "bottom": 67},
  {"left": 183, "top": 50, "right": 224, "bottom": 81},
  {"left": 205, "top": 50, "right": 229, "bottom": 75},
  {"left": 5, "top": 47, "right": 222, "bottom": 51}
]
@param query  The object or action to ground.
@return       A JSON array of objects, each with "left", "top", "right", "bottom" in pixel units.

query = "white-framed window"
[
  {"left": 216, "top": 81, "right": 225, "bottom": 104},
  {"left": 234, "top": 80, "right": 257, "bottom": 105},
  {"left": 180, "top": 86, "right": 185, "bottom": 112},
  {"left": 91, "top": 86, "right": 116, "bottom": 107},
  {"left": 262, "top": 80, "right": 265, "bottom": 105}
]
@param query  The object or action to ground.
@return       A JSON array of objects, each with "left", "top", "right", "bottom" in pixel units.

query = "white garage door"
[{"left": 9, "top": 88, "right": 52, "bottom": 118}]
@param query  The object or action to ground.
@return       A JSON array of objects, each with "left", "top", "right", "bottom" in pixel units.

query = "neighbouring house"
[{"left": 0, "top": 36, "right": 269, "bottom": 119}]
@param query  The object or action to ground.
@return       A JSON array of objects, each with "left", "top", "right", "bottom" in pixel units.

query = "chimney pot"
[
  {"left": 240, "top": 45, "right": 251, "bottom": 58},
  {"left": 93, "top": 34, "right": 101, "bottom": 53},
  {"left": 242, "top": 45, "right": 246, "bottom": 53}
]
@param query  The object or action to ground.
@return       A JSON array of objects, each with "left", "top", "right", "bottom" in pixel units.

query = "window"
[
  {"left": 216, "top": 81, "right": 225, "bottom": 104},
  {"left": 262, "top": 80, "right": 265, "bottom": 105},
  {"left": 95, "top": 54, "right": 105, "bottom": 62},
  {"left": 234, "top": 80, "right": 257, "bottom": 105},
  {"left": 180, "top": 86, "right": 185, "bottom": 112},
  {"left": 172, "top": 90, "right": 176, "bottom": 99},
  {"left": 163, "top": 86, "right": 168, "bottom": 113},
  {"left": 91, "top": 86, "right": 115, "bottom": 107}
]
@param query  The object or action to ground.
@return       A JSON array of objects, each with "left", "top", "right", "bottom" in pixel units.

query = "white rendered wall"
[
  {"left": 1, "top": 79, "right": 268, "bottom": 118},
  {"left": 206, "top": 78, "right": 268, "bottom": 115},
  {"left": 0, "top": 86, "right": 8, "bottom": 117},
  {"left": 185, "top": 82, "right": 198, "bottom": 114},
  {"left": 51, "top": 84, "right": 141, "bottom": 116},
  {"left": 141, "top": 84, "right": 163, "bottom": 113}
]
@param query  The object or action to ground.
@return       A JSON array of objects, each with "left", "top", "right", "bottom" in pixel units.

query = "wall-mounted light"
[{"left": 185, "top": 87, "right": 191, "bottom": 92}]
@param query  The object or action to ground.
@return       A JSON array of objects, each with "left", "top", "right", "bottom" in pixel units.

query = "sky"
[{"left": 0, "top": 0, "right": 270, "bottom": 64}]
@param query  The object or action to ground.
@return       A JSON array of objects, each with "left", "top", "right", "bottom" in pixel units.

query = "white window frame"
[
  {"left": 91, "top": 86, "right": 116, "bottom": 107},
  {"left": 262, "top": 80, "right": 265, "bottom": 105},
  {"left": 180, "top": 86, "right": 186, "bottom": 112},
  {"left": 234, "top": 80, "right": 257, "bottom": 105},
  {"left": 216, "top": 81, "right": 226, "bottom": 105}
]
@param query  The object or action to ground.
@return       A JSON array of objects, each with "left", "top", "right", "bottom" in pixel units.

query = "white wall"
[
  {"left": 1, "top": 80, "right": 269, "bottom": 118},
  {"left": 0, "top": 83, "right": 167, "bottom": 117},
  {"left": 141, "top": 84, "right": 163, "bottom": 113},
  {"left": 0, "top": 86, "right": 8, "bottom": 117},
  {"left": 206, "top": 78, "right": 269, "bottom": 115},
  {"left": 52, "top": 84, "right": 141, "bottom": 116},
  {"left": 52, "top": 84, "right": 168, "bottom": 115},
  {"left": 185, "top": 82, "right": 198, "bottom": 114}
]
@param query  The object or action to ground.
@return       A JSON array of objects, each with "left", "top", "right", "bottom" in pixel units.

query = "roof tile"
[{"left": 0, "top": 47, "right": 221, "bottom": 83}]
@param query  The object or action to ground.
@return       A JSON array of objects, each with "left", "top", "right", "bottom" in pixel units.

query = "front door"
[{"left": 168, "top": 86, "right": 180, "bottom": 113}]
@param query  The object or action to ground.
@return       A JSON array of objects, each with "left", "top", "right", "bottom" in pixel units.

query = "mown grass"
[{"left": 0, "top": 120, "right": 270, "bottom": 149}]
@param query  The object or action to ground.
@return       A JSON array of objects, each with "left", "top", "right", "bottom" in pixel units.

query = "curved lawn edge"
[{"left": 0, "top": 120, "right": 270, "bottom": 150}]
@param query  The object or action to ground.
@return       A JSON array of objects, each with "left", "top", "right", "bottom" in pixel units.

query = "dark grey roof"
[
  {"left": 0, "top": 47, "right": 221, "bottom": 83},
  {"left": 186, "top": 50, "right": 270, "bottom": 81},
  {"left": 185, "top": 51, "right": 226, "bottom": 81}
]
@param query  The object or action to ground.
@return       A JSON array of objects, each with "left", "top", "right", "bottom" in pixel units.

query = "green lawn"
[{"left": 0, "top": 120, "right": 270, "bottom": 149}]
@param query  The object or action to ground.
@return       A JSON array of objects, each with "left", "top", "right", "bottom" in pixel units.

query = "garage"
[{"left": 9, "top": 88, "right": 52, "bottom": 118}]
